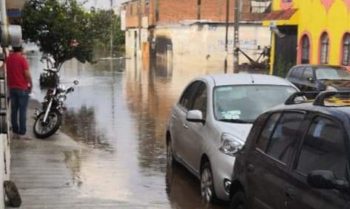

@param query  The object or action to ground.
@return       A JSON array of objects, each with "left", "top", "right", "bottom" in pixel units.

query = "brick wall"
[
  {"left": 123, "top": 0, "right": 266, "bottom": 28},
  {"left": 6, "top": 0, "right": 26, "bottom": 9},
  {"left": 200, "top": 0, "right": 235, "bottom": 22},
  {"left": 158, "top": 0, "right": 198, "bottom": 24}
]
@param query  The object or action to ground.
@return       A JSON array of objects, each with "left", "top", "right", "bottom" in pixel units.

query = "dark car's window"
[
  {"left": 315, "top": 67, "right": 350, "bottom": 80},
  {"left": 291, "top": 67, "right": 305, "bottom": 80},
  {"left": 191, "top": 83, "right": 207, "bottom": 118},
  {"left": 265, "top": 112, "right": 305, "bottom": 164},
  {"left": 256, "top": 113, "right": 281, "bottom": 151},
  {"left": 289, "top": 68, "right": 297, "bottom": 78},
  {"left": 296, "top": 117, "right": 347, "bottom": 179},
  {"left": 179, "top": 81, "right": 202, "bottom": 110},
  {"left": 303, "top": 67, "right": 313, "bottom": 80}
]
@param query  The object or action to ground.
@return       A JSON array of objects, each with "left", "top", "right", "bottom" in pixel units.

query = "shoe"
[{"left": 18, "top": 135, "right": 31, "bottom": 141}]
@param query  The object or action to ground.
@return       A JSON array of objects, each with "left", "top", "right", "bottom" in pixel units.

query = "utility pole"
[
  {"left": 233, "top": 0, "right": 240, "bottom": 73},
  {"left": 110, "top": 0, "right": 114, "bottom": 57},
  {"left": 224, "top": 0, "right": 230, "bottom": 73}
]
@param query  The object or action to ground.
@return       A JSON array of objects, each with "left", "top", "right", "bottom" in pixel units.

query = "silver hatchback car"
[{"left": 166, "top": 74, "right": 298, "bottom": 203}]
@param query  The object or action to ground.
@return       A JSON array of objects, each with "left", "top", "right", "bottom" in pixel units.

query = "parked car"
[
  {"left": 286, "top": 64, "right": 350, "bottom": 91},
  {"left": 166, "top": 74, "right": 298, "bottom": 203},
  {"left": 230, "top": 91, "right": 350, "bottom": 209}
]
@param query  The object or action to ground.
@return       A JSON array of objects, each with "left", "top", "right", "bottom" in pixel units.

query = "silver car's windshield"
[{"left": 214, "top": 85, "right": 297, "bottom": 123}]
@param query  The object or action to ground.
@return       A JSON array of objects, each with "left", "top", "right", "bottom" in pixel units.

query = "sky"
[{"left": 80, "top": 0, "right": 127, "bottom": 10}]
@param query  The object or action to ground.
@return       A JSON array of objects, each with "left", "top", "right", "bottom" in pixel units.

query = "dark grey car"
[
  {"left": 230, "top": 91, "right": 350, "bottom": 209},
  {"left": 286, "top": 64, "right": 350, "bottom": 91}
]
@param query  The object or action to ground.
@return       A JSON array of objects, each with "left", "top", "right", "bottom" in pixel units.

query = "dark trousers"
[{"left": 10, "top": 89, "right": 29, "bottom": 135}]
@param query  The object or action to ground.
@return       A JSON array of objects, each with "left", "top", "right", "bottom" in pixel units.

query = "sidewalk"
[{"left": 7, "top": 100, "right": 142, "bottom": 209}]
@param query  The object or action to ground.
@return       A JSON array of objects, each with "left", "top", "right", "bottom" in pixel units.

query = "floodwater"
[{"left": 28, "top": 52, "right": 228, "bottom": 209}]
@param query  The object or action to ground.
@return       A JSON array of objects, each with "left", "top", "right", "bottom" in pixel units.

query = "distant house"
[
  {"left": 6, "top": 0, "right": 27, "bottom": 24},
  {"left": 264, "top": 0, "right": 350, "bottom": 75},
  {"left": 121, "top": 0, "right": 272, "bottom": 72}
]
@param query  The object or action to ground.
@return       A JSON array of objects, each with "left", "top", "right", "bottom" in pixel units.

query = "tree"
[{"left": 22, "top": 0, "right": 125, "bottom": 68}]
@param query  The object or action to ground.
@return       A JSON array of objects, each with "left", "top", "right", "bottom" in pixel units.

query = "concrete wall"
[{"left": 125, "top": 23, "right": 271, "bottom": 70}]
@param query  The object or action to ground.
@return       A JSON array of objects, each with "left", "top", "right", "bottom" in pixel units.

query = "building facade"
[
  {"left": 6, "top": 0, "right": 26, "bottom": 24},
  {"left": 121, "top": 0, "right": 272, "bottom": 72},
  {"left": 265, "top": 0, "right": 350, "bottom": 75}
]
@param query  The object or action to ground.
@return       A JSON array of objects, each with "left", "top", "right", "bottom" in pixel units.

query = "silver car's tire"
[
  {"left": 166, "top": 140, "right": 177, "bottom": 167},
  {"left": 200, "top": 162, "right": 216, "bottom": 203}
]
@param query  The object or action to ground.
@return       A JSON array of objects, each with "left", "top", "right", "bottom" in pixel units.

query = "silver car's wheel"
[
  {"left": 201, "top": 162, "right": 215, "bottom": 203},
  {"left": 166, "top": 141, "right": 174, "bottom": 166}
]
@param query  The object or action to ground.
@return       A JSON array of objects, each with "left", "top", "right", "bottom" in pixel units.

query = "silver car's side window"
[
  {"left": 190, "top": 83, "right": 207, "bottom": 118},
  {"left": 179, "top": 81, "right": 201, "bottom": 110}
]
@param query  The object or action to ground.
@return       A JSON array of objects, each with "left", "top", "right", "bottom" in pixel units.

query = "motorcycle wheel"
[{"left": 33, "top": 110, "right": 62, "bottom": 139}]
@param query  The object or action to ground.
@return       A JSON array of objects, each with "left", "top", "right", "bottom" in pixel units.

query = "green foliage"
[{"left": 22, "top": 0, "right": 125, "bottom": 67}]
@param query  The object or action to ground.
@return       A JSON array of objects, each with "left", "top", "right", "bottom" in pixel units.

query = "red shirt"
[{"left": 6, "top": 52, "right": 30, "bottom": 90}]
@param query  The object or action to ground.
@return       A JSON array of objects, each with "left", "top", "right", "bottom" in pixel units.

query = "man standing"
[{"left": 6, "top": 44, "right": 33, "bottom": 140}]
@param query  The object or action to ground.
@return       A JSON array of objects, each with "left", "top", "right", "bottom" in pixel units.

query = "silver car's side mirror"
[{"left": 186, "top": 110, "right": 204, "bottom": 123}]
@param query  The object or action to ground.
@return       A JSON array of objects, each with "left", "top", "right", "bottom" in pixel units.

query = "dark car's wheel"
[
  {"left": 230, "top": 191, "right": 246, "bottom": 209},
  {"left": 200, "top": 161, "right": 217, "bottom": 203}
]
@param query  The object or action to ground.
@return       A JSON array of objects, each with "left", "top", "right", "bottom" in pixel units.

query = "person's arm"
[{"left": 24, "top": 69, "right": 33, "bottom": 92}]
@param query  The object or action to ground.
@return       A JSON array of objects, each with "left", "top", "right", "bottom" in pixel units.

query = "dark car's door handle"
[{"left": 247, "top": 163, "right": 255, "bottom": 172}]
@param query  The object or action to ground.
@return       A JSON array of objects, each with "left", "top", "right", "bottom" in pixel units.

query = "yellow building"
[{"left": 265, "top": 0, "right": 350, "bottom": 75}]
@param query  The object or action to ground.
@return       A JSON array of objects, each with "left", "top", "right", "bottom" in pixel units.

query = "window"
[
  {"left": 297, "top": 117, "right": 347, "bottom": 179},
  {"left": 191, "top": 83, "right": 207, "bottom": 118},
  {"left": 291, "top": 67, "right": 305, "bottom": 79},
  {"left": 179, "top": 81, "right": 202, "bottom": 110},
  {"left": 302, "top": 67, "right": 313, "bottom": 81},
  {"left": 301, "top": 35, "right": 310, "bottom": 64},
  {"left": 320, "top": 33, "right": 329, "bottom": 64},
  {"left": 265, "top": 113, "right": 305, "bottom": 163},
  {"left": 342, "top": 33, "right": 350, "bottom": 66},
  {"left": 315, "top": 66, "right": 350, "bottom": 80},
  {"left": 213, "top": 85, "right": 296, "bottom": 122},
  {"left": 256, "top": 113, "right": 281, "bottom": 151}
]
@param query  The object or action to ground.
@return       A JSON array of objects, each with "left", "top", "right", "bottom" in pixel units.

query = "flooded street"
[{"left": 27, "top": 53, "right": 228, "bottom": 209}]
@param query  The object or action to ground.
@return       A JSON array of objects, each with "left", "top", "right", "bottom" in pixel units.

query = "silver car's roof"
[{"left": 199, "top": 73, "right": 294, "bottom": 87}]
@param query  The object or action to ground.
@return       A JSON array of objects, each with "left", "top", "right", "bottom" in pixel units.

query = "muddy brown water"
[{"left": 28, "top": 54, "right": 228, "bottom": 209}]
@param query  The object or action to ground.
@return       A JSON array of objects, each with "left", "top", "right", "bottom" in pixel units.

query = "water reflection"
[
  {"left": 62, "top": 106, "right": 113, "bottom": 152},
  {"left": 166, "top": 164, "right": 226, "bottom": 209},
  {"left": 27, "top": 50, "right": 228, "bottom": 208}
]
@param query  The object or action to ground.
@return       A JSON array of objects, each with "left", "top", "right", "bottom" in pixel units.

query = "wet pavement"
[{"left": 9, "top": 53, "right": 229, "bottom": 209}]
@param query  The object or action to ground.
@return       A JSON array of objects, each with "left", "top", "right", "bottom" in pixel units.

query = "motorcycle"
[
  {"left": 33, "top": 79, "right": 78, "bottom": 139},
  {"left": 33, "top": 55, "right": 79, "bottom": 139}
]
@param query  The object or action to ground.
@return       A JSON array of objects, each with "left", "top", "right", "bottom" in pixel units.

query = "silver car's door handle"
[
  {"left": 172, "top": 114, "right": 176, "bottom": 119},
  {"left": 183, "top": 124, "right": 189, "bottom": 129}
]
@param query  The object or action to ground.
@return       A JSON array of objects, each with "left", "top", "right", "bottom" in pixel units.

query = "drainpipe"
[
  {"left": 224, "top": 0, "right": 229, "bottom": 74},
  {"left": 233, "top": 0, "right": 240, "bottom": 73},
  {"left": 0, "top": 0, "right": 9, "bottom": 47}
]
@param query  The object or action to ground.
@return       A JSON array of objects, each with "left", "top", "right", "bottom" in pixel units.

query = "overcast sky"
[{"left": 80, "top": 0, "right": 127, "bottom": 9}]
